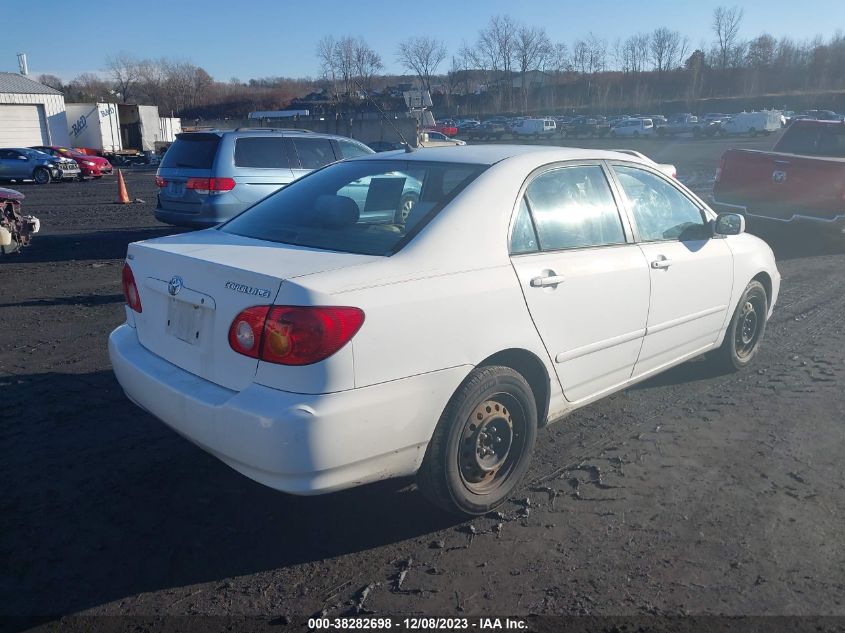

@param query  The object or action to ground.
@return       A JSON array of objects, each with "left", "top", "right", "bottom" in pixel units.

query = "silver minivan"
[{"left": 154, "top": 129, "right": 374, "bottom": 227}]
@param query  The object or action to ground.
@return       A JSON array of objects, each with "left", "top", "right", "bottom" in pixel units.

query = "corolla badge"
[
  {"left": 772, "top": 170, "right": 787, "bottom": 184},
  {"left": 225, "top": 281, "right": 271, "bottom": 298},
  {"left": 168, "top": 276, "right": 183, "bottom": 296}
]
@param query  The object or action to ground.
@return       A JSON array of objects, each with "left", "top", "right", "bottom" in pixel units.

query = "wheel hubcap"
[
  {"left": 740, "top": 302, "right": 758, "bottom": 344},
  {"left": 735, "top": 296, "right": 765, "bottom": 358},
  {"left": 460, "top": 400, "right": 514, "bottom": 487}
]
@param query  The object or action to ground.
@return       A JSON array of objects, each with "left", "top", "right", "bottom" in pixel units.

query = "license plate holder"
[
  {"left": 168, "top": 182, "right": 184, "bottom": 196},
  {"left": 166, "top": 299, "right": 202, "bottom": 344}
]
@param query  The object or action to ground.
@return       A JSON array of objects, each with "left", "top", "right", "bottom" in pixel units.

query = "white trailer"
[
  {"left": 721, "top": 110, "right": 782, "bottom": 136},
  {"left": 65, "top": 102, "right": 122, "bottom": 153}
]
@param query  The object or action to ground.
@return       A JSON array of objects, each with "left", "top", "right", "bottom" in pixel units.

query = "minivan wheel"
[
  {"left": 712, "top": 280, "right": 768, "bottom": 371},
  {"left": 33, "top": 167, "right": 51, "bottom": 185},
  {"left": 416, "top": 366, "right": 537, "bottom": 516},
  {"left": 395, "top": 193, "right": 418, "bottom": 224}
]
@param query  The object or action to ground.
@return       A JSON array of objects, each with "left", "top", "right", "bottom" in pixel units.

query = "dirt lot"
[{"left": 2, "top": 137, "right": 844, "bottom": 625}]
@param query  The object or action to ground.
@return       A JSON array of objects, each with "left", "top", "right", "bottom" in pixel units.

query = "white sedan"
[{"left": 110, "top": 146, "right": 780, "bottom": 515}]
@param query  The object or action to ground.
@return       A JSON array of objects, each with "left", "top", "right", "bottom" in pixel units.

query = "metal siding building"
[{"left": 0, "top": 72, "right": 71, "bottom": 146}]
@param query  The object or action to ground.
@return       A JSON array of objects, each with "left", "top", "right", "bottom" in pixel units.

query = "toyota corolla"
[{"left": 109, "top": 146, "right": 780, "bottom": 515}]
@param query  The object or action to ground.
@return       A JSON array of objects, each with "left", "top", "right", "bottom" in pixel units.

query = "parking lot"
[{"left": 2, "top": 135, "right": 844, "bottom": 621}]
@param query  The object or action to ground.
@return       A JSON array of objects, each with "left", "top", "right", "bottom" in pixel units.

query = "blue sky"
[{"left": 3, "top": 0, "right": 843, "bottom": 82}]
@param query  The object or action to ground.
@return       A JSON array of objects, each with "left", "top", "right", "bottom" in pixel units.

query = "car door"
[
  {"left": 610, "top": 163, "right": 733, "bottom": 378},
  {"left": 229, "top": 136, "right": 295, "bottom": 205},
  {"left": 0, "top": 150, "right": 28, "bottom": 179},
  {"left": 510, "top": 163, "right": 651, "bottom": 403}
]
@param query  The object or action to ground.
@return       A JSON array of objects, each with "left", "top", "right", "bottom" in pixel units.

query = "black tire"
[
  {"left": 32, "top": 167, "right": 51, "bottom": 185},
  {"left": 712, "top": 280, "right": 768, "bottom": 371},
  {"left": 394, "top": 193, "right": 418, "bottom": 224},
  {"left": 632, "top": 131, "right": 640, "bottom": 138},
  {"left": 416, "top": 365, "right": 537, "bottom": 516}
]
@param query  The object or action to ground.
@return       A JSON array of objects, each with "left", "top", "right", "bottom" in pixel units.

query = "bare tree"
[
  {"left": 396, "top": 36, "right": 447, "bottom": 94},
  {"left": 713, "top": 5, "right": 744, "bottom": 70},
  {"left": 514, "top": 25, "right": 551, "bottom": 111},
  {"left": 651, "top": 27, "right": 688, "bottom": 77},
  {"left": 66, "top": 73, "right": 112, "bottom": 102},
  {"left": 354, "top": 41, "right": 383, "bottom": 93},
  {"left": 36, "top": 74, "right": 63, "bottom": 91},
  {"left": 105, "top": 53, "right": 141, "bottom": 103},
  {"left": 473, "top": 15, "right": 518, "bottom": 111},
  {"left": 316, "top": 36, "right": 339, "bottom": 98}
]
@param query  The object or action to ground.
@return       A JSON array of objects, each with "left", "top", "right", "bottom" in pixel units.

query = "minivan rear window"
[
  {"left": 220, "top": 160, "right": 486, "bottom": 256},
  {"left": 234, "top": 137, "right": 291, "bottom": 168},
  {"left": 160, "top": 133, "right": 220, "bottom": 169}
]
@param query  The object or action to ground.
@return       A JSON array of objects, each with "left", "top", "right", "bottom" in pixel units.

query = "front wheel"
[
  {"left": 32, "top": 167, "right": 51, "bottom": 185},
  {"left": 394, "top": 193, "right": 418, "bottom": 224},
  {"left": 712, "top": 280, "right": 768, "bottom": 371},
  {"left": 416, "top": 366, "right": 537, "bottom": 516}
]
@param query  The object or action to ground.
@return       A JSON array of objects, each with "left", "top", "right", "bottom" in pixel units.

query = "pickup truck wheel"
[
  {"left": 32, "top": 167, "right": 51, "bottom": 185},
  {"left": 713, "top": 281, "right": 768, "bottom": 371},
  {"left": 416, "top": 366, "right": 537, "bottom": 516}
]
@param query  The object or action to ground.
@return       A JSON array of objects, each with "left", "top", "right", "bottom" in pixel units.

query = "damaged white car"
[{"left": 0, "top": 187, "right": 39, "bottom": 255}]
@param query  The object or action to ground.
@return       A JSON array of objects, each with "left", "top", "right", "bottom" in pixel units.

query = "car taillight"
[
  {"left": 228, "top": 306, "right": 270, "bottom": 358},
  {"left": 121, "top": 263, "right": 142, "bottom": 313},
  {"left": 228, "top": 306, "right": 364, "bottom": 366},
  {"left": 715, "top": 156, "right": 726, "bottom": 182},
  {"left": 186, "top": 177, "right": 236, "bottom": 195},
  {"left": 154, "top": 176, "right": 166, "bottom": 187}
]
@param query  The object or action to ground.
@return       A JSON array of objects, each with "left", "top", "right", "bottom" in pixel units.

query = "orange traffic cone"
[{"left": 116, "top": 169, "right": 131, "bottom": 204}]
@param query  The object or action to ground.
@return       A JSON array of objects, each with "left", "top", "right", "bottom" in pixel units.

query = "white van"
[
  {"left": 610, "top": 118, "right": 654, "bottom": 138},
  {"left": 512, "top": 118, "right": 557, "bottom": 138},
  {"left": 720, "top": 111, "right": 782, "bottom": 136}
]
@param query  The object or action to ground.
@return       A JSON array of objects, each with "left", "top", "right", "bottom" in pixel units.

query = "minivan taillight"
[
  {"left": 186, "top": 177, "right": 236, "bottom": 195},
  {"left": 154, "top": 176, "right": 166, "bottom": 187},
  {"left": 121, "top": 262, "right": 142, "bottom": 313},
  {"left": 228, "top": 306, "right": 364, "bottom": 366}
]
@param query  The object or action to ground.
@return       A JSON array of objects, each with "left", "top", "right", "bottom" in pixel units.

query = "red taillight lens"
[
  {"left": 154, "top": 176, "right": 166, "bottom": 187},
  {"left": 121, "top": 263, "right": 142, "bottom": 313},
  {"left": 228, "top": 306, "right": 365, "bottom": 365},
  {"left": 186, "top": 177, "right": 236, "bottom": 194},
  {"left": 227, "top": 306, "right": 270, "bottom": 358}
]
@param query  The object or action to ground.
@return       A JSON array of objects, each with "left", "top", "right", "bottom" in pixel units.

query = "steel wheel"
[
  {"left": 712, "top": 280, "right": 768, "bottom": 371},
  {"left": 735, "top": 295, "right": 765, "bottom": 360}
]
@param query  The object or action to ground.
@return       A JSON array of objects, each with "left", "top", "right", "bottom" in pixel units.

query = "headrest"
[{"left": 313, "top": 195, "right": 360, "bottom": 229}]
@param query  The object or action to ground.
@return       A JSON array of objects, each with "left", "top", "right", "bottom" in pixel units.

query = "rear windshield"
[
  {"left": 776, "top": 124, "right": 845, "bottom": 157},
  {"left": 220, "top": 159, "right": 487, "bottom": 256},
  {"left": 160, "top": 133, "right": 220, "bottom": 169}
]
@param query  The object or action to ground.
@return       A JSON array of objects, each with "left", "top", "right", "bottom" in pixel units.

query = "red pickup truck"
[{"left": 712, "top": 119, "right": 845, "bottom": 235}]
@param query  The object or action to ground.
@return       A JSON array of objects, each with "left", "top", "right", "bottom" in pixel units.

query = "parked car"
[
  {"left": 30, "top": 146, "right": 113, "bottom": 179},
  {"left": 110, "top": 145, "right": 780, "bottom": 515},
  {"left": 0, "top": 187, "right": 39, "bottom": 255},
  {"left": 560, "top": 116, "right": 606, "bottom": 138},
  {"left": 0, "top": 148, "right": 76, "bottom": 184},
  {"left": 511, "top": 118, "right": 557, "bottom": 138},
  {"left": 656, "top": 114, "right": 706, "bottom": 137},
  {"left": 419, "top": 130, "right": 467, "bottom": 147},
  {"left": 713, "top": 118, "right": 845, "bottom": 235},
  {"left": 431, "top": 121, "right": 459, "bottom": 137},
  {"left": 154, "top": 129, "right": 374, "bottom": 227},
  {"left": 466, "top": 121, "right": 507, "bottom": 141},
  {"left": 610, "top": 118, "right": 655, "bottom": 138},
  {"left": 719, "top": 111, "right": 782, "bottom": 137},
  {"left": 795, "top": 110, "right": 841, "bottom": 122}
]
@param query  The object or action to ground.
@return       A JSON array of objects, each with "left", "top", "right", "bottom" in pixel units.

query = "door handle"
[
  {"left": 651, "top": 258, "right": 672, "bottom": 270},
  {"left": 530, "top": 273, "right": 566, "bottom": 287}
]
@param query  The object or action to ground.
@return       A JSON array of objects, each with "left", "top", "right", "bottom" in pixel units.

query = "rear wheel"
[
  {"left": 712, "top": 280, "right": 768, "bottom": 371},
  {"left": 32, "top": 167, "right": 51, "bottom": 185},
  {"left": 417, "top": 366, "right": 537, "bottom": 516}
]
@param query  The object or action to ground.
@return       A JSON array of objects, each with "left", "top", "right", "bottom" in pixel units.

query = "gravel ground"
[{"left": 1, "top": 138, "right": 844, "bottom": 626}]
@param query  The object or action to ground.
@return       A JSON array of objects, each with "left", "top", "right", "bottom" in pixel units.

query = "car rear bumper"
[
  {"left": 109, "top": 324, "right": 466, "bottom": 495},
  {"left": 711, "top": 198, "right": 845, "bottom": 231},
  {"left": 155, "top": 196, "right": 247, "bottom": 228}
]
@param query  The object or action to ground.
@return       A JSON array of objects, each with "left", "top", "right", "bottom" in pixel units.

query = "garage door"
[{"left": 0, "top": 104, "right": 50, "bottom": 146}]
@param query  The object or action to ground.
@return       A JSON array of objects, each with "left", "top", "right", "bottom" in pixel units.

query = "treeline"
[{"left": 37, "top": 6, "right": 845, "bottom": 119}]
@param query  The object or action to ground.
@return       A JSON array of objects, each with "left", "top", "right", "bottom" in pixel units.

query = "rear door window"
[
  {"left": 234, "top": 137, "right": 290, "bottom": 168},
  {"left": 523, "top": 165, "right": 626, "bottom": 251},
  {"left": 159, "top": 133, "right": 220, "bottom": 169},
  {"left": 291, "top": 138, "right": 337, "bottom": 169}
]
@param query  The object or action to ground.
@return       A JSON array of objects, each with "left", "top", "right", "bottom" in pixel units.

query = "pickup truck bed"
[{"left": 712, "top": 120, "right": 845, "bottom": 231}]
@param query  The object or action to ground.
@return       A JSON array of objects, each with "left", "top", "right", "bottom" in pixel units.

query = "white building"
[{"left": 0, "top": 72, "right": 70, "bottom": 146}]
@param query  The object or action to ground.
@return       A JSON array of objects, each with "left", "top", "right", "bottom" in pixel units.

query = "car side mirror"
[{"left": 714, "top": 213, "right": 745, "bottom": 236}]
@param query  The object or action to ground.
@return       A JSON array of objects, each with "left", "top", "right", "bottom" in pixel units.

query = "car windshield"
[{"left": 221, "top": 159, "right": 486, "bottom": 256}]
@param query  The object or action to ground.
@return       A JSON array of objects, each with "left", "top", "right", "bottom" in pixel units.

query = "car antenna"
[{"left": 352, "top": 78, "right": 414, "bottom": 153}]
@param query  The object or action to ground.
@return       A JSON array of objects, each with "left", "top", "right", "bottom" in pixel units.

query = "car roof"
[
  {"left": 180, "top": 129, "right": 365, "bottom": 142},
  {"left": 354, "top": 144, "right": 649, "bottom": 167}
]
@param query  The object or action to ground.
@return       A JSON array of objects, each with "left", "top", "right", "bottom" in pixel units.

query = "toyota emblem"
[{"left": 168, "top": 276, "right": 183, "bottom": 296}]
